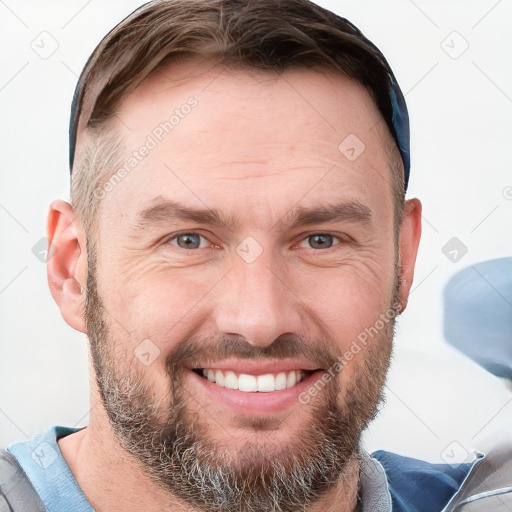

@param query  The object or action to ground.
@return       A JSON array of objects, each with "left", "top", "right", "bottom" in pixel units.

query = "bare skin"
[{"left": 48, "top": 61, "right": 422, "bottom": 512}]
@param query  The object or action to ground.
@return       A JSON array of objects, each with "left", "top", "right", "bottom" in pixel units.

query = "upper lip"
[{"left": 189, "top": 359, "right": 322, "bottom": 376}]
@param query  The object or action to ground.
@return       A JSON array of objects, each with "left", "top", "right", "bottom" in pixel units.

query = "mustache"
[{"left": 166, "top": 333, "right": 341, "bottom": 375}]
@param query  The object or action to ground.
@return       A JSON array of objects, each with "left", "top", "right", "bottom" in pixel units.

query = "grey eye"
[
  {"left": 171, "top": 233, "right": 204, "bottom": 249},
  {"left": 307, "top": 234, "right": 334, "bottom": 249}
]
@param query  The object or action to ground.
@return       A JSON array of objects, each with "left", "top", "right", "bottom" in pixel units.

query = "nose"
[{"left": 213, "top": 250, "right": 304, "bottom": 348}]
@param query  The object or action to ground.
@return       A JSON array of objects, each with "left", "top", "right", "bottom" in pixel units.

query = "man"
[{"left": 1, "top": 0, "right": 510, "bottom": 511}]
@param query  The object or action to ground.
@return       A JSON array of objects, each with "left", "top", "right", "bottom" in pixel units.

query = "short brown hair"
[{"left": 70, "top": 0, "right": 405, "bottom": 244}]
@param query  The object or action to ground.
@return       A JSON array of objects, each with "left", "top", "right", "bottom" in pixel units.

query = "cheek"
[
  {"left": 102, "top": 264, "right": 223, "bottom": 380},
  {"left": 106, "top": 251, "right": 217, "bottom": 319},
  {"left": 289, "top": 255, "right": 396, "bottom": 348}
]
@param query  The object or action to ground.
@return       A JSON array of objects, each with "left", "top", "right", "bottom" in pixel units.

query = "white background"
[{"left": 1, "top": 0, "right": 511, "bottom": 463}]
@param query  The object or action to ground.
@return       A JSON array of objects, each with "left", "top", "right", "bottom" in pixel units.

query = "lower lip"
[{"left": 186, "top": 369, "right": 325, "bottom": 414}]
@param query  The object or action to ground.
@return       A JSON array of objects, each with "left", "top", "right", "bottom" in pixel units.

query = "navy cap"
[{"left": 68, "top": 9, "right": 410, "bottom": 191}]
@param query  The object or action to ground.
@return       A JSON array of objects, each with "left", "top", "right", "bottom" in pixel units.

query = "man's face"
[{"left": 84, "top": 62, "right": 401, "bottom": 511}]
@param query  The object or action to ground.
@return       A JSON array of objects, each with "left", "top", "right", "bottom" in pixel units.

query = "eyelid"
[
  {"left": 164, "top": 231, "right": 214, "bottom": 250},
  {"left": 294, "top": 232, "right": 346, "bottom": 250},
  {"left": 163, "top": 231, "right": 348, "bottom": 251}
]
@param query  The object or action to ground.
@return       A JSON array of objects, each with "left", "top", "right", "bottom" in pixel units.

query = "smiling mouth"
[{"left": 191, "top": 368, "right": 318, "bottom": 393}]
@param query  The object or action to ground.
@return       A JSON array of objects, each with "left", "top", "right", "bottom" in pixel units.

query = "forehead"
[{"left": 98, "top": 61, "right": 395, "bottom": 230}]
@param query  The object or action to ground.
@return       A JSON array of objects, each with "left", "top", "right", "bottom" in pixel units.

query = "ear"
[
  {"left": 396, "top": 198, "right": 422, "bottom": 313},
  {"left": 46, "top": 200, "right": 88, "bottom": 333}
]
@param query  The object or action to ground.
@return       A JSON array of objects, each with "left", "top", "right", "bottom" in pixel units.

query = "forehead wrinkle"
[{"left": 131, "top": 196, "right": 374, "bottom": 235}]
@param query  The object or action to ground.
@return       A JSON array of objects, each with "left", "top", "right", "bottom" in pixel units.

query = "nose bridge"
[{"left": 214, "top": 243, "right": 302, "bottom": 347}]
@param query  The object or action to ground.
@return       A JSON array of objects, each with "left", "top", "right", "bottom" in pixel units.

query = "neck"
[{"left": 58, "top": 398, "right": 361, "bottom": 512}]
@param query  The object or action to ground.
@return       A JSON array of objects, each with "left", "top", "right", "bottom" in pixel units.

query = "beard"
[{"left": 85, "top": 243, "right": 399, "bottom": 512}]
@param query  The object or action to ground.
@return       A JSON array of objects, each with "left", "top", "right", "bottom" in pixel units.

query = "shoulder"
[
  {"left": 0, "top": 448, "right": 47, "bottom": 511},
  {"left": 371, "top": 449, "right": 478, "bottom": 512},
  {"left": 372, "top": 434, "right": 512, "bottom": 512},
  {"left": 1, "top": 425, "right": 87, "bottom": 512},
  {"left": 441, "top": 428, "right": 512, "bottom": 511}
]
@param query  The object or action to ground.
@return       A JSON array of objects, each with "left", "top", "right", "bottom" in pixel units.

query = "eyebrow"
[{"left": 134, "top": 197, "right": 373, "bottom": 231}]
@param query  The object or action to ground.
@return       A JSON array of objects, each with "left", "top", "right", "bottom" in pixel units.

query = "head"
[{"left": 47, "top": 1, "right": 421, "bottom": 511}]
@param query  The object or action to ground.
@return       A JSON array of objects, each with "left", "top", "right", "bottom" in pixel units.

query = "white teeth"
[
  {"left": 224, "top": 370, "right": 238, "bottom": 390},
  {"left": 257, "top": 374, "right": 276, "bottom": 392},
  {"left": 239, "top": 374, "right": 257, "bottom": 392},
  {"left": 275, "top": 372, "right": 287, "bottom": 390},
  {"left": 198, "top": 368, "right": 307, "bottom": 392},
  {"left": 215, "top": 369, "right": 225, "bottom": 387},
  {"left": 287, "top": 371, "right": 296, "bottom": 388}
]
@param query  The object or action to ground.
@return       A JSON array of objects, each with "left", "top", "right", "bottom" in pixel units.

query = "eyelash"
[{"left": 164, "top": 231, "right": 346, "bottom": 252}]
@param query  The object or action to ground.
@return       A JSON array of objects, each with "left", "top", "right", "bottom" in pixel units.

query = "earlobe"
[
  {"left": 396, "top": 198, "right": 422, "bottom": 313},
  {"left": 46, "top": 200, "right": 88, "bottom": 333}
]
